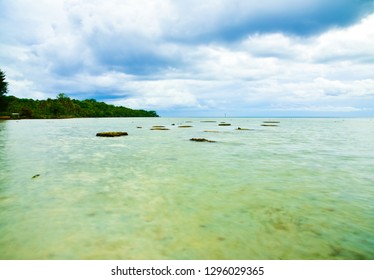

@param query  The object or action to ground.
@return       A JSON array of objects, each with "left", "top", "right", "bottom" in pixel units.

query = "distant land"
[{"left": 0, "top": 93, "right": 158, "bottom": 119}]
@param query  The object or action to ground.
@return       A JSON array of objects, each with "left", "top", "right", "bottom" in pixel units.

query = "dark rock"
[
  {"left": 218, "top": 123, "right": 231, "bottom": 126},
  {"left": 261, "top": 124, "right": 278, "bottom": 127},
  {"left": 190, "top": 138, "right": 216, "bottom": 143},
  {"left": 151, "top": 127, "right": 170, "bottom": 130},
  {"left": 236, "top": 127, "right": 251, "bottom": 130},
  {"left": 96, "top": 132, "right": 128, "bottom": 137},
  {"left": 32, "top": 174, "right": 40, "bottom": 179},
  {"left": 178, "top": 125, "right": 193, "bottom": 128}
]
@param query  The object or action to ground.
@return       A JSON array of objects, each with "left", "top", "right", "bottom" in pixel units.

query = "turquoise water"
[{"left": 0, "top": 118, "right": 373, "bottom": 259}]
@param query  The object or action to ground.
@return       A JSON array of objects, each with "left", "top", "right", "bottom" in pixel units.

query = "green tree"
[
  {"left": 57, "top": 93, "right": 69, "bottom": 100},
  {"left": 0, "top": 69, "right": 9, "bottom": 111},
  {"left": 20, "top": 106, "right": 33, "bottom": 118},
  {"left": 0, "top": 69, "right": 7, "bottom": 96}
]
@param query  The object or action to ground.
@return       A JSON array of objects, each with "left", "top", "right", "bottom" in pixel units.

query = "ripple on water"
[{"left": 0, "top": 118, "right": 374, "bottom": 259}]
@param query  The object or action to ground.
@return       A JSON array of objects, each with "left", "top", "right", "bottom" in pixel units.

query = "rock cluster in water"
[
  {"left": 96, "top": 132, "right": 128, "bottom": 137},
  {"left": 95, "top": 119, "right": 282, "bottom": 141}
]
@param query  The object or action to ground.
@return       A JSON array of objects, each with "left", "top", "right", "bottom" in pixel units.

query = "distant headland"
[{"left": 0, "top": 93, "right": 158, "bottom": 119}]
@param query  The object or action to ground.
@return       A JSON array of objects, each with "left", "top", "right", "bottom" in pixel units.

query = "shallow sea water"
[{"left": 0, "top": 117, "right": 373, "bottom": 259}]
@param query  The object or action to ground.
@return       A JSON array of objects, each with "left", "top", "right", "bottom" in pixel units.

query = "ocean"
[{"left": 0, "top": 117, "right": 373, "bottom": 259}]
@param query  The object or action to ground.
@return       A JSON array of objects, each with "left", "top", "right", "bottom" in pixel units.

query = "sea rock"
[
  {"left": 218, "top": 123, "right": 231, "bottom": 126},
  {"left": 96, "top": 132, "right": 128, "bottom": 137},
  {"left": 263, "top": 121, "right": 280, "bottom": 123},
  {"left": 190, "top": 138, "right": 216, "bottom": 143},
  {"left": 204, "top": 130, "right": 220, "bottom": 133},
  {"left": 236, "top": 127, "right": 251, "bottom": 130},
  {"left": 261, "top": 124, "right": 278, "bottom": 127},
  {"left": 151, "top": 127, "right": 170, "bottom": 130},
  {"left": 178, "top": 125, "right": 193, "bottom": 128}
]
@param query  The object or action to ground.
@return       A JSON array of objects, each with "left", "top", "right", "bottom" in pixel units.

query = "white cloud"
[
  {"left": 311, "top": 13, "right": 374, "bottom": 63},
  {"left": 65, "top": 0, "right": 170, "bottom": 38},
  {"left": 1, "top": 0, "right": 373, "bottom": 116},
  {"left": 109, "top": 79, "right": 201, "bottom": 109},
  {"left": 270, "top": 105, "right": 367, "bottom": 112}
]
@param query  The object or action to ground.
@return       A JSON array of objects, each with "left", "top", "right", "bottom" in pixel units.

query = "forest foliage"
[{"left": 1, "top": 93, "right": 158, "bottom": 118}]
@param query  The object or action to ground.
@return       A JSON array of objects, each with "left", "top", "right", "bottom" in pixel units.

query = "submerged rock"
[
  {"left": 204, "top": 130, "right": 220, "bottom": 133},
  {"left": 261, "top": 124, "right": 278, "bottom": 127},
  {"left": 96, "top": 132, "right": 128, "bottom": 137},
  {"left": 218, "top": 123, "right": 231, "bottom": 126},
  {"left": 32, "top": 174, "right": 40, "bottom": 179},
  {"left": 178, "top": 125, "right": 193, "bottom": 128},
  {"left": 236, "top": 127, "right": 251, "bottom": 130},
  {"left": 151, "top": 127, "right": 170, "bottom": 130},
  {"left": 263, "top": 121, "right": 280, "bottom": 123},
  {"left": 190, "top": 138, "right": 216, "bottom": 143}
]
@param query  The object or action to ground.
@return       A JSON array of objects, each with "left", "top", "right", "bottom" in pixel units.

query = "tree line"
[{"left": 0, "top": 69, "right": 158, "bottom": 118}]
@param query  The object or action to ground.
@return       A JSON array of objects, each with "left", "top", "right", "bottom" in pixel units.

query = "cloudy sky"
[{"left": 1, "top": 0, "right": 374, "bottom": 116}]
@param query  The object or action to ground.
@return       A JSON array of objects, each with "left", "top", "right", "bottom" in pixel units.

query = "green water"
[{"left": 0, "top": 118, "right": 373, "bottom": 259}]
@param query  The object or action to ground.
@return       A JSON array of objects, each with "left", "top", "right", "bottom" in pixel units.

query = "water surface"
[{"left": 0, "top": 118, "right": 373, "bottom": 259}]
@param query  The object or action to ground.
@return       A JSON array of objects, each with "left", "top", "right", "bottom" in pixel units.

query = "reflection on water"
[{"left": 0, "top": 118, "right": 374, "bottom": 259}]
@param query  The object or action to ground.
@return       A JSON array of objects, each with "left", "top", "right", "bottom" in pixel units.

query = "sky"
[{"left": 1, "top": 0, "right": 374, "bottom": 117}]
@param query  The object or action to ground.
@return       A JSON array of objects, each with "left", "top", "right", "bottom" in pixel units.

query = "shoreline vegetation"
[{"left": 0, "top": 93, "right": 158, "bottom": 119}]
